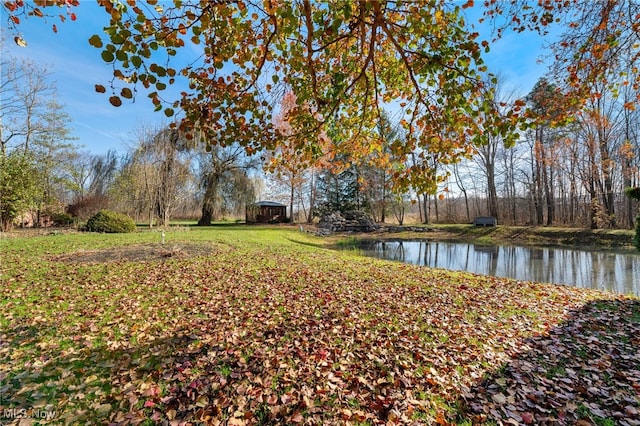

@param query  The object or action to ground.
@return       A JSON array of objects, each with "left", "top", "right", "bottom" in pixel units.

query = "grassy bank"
[
  {"left": 426, "top": 224, "right": 635, "bottom": 250},
  {"left": 1, "top": 226, "right": 638, "bottom": 424},
  {"left": 324, "top": 224, "right": 635, "bottom": 251}
]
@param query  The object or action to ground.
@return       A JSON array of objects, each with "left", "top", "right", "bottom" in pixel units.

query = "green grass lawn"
[{"left": 1, "top": 226, "right": 638, "bottom": 425}]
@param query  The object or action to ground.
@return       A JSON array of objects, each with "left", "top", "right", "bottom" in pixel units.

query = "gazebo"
[{"left": 246, "top": 201, "right": 287, "bottom": 224}]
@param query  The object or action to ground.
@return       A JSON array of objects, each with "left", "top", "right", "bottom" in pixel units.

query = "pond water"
[{"left": 356, "top": 240, "right": 640, "bottom": 296}]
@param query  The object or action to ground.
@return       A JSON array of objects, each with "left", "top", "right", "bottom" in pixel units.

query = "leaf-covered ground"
[{"left": 1, "top": 227, "right": 638, "bottom": 425}]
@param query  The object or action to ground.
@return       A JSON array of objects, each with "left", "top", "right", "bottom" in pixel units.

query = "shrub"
[
  {"left": 626, "top": 187, "right": 640, "bottom": 201},
  {"left": 625, "top": 188, "right": 640, "bottom": 251},
  {"left": 85, "top": 210, "right": 136, "bottom": 233},
  {"left": 49, "top": 212, "right": 75, "bottom": 227}
]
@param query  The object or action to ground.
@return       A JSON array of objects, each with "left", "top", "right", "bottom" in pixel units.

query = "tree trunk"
[
  {"left": 588, "top": 180, "right": 598, "bottom": 229},
  {"left": 462, "top": 188, "right": 470, "bottom": 223},
  {"left": 487, "top": 166, "right": 498, "bottom": 218},
  {"left": 198, "top": 200, "right": 214, "bottom": 226},
  {"left": 289, "top": 181, "right": 295, "bottom": 223},
  {"left": 602, "top": 161, "right": 616, "bottom": 227},
  {"left": 569, "top": 166, "right": 577, "bottom": 224},
  {"left": 422, "top": 194, "right": 429, "bottom": 224},
  {"left": 306, "top": 170, "right": 316, "bottom": 223},
  {"left": 625, "top": 174, "right": 634, "bottom": 229},
  {"left": 198, "top": 174, "right": 219, "bottom": 226},
  {"left": 534, "top": 166, "right": 544, "bottom": 225},
  {"left": 380, "top": 170, "right": 387, "bottom": 223},
  {"left": 543, "top": 165, "right": 554, "bottom": 226},
  {"left": 1, "top": 215, "right": 12, "bottom": 232},
  {"left": 433, "top": 194, "right": 439, "bottom": 222}
]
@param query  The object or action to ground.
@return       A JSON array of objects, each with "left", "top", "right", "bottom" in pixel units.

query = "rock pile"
[{"left": 318, "top": 211, "right": 379, "bottom": 234}]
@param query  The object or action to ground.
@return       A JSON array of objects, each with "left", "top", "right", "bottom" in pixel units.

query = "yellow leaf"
[
  {"left": 14, "top": 36, "right": 27, "bottom": 47},
  {"left": 196, "top": 395, "right": 209, "bottom": 407}
]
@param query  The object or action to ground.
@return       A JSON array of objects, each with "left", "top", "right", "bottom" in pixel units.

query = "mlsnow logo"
[{"left": 1, "top": 407, "right": 57, "bottom": 421}]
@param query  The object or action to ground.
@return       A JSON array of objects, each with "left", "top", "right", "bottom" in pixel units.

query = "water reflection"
[{"left": 358, "top": 241, "right": 640, "bottom": 296}]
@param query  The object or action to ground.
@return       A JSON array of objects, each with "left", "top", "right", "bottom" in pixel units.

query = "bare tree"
[
  {"left": 1, "top": 49, "right": 77, "bottom": 226},
  {"left": 0, "top": 54, "right": 57, "bottom": 154},
  {"left": 114, "top": 126, "right": 192, "bottom": 227}
]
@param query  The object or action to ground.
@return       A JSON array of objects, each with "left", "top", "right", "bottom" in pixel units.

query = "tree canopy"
[{"left": 4, "top": 0, "right": 637, "bottom": 193}]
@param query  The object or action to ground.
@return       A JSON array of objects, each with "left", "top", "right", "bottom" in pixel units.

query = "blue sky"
[{"left": 1, "top": 2, "right": 558, "bottom": 156}]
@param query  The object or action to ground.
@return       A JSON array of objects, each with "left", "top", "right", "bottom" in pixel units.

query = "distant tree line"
[
  {"left": 0, "top": 51, "right": 258, "bottom": 230},
  {"left": 2, "top": 36, "right": 640, "bottom": 230},
  {"left": 265, "top": 71, "right": 640, "bottom": 229}
]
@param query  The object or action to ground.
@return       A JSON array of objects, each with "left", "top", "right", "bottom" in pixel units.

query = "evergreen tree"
[{"left": 314, "top": 160, "right": 366, "bottom": 216}]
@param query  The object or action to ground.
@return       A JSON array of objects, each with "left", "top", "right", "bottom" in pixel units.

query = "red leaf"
[{"left": 522, "top": 412, "right": 534, "bottom": 424}]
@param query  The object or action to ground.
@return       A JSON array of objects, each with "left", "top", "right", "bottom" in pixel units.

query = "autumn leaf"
[
  {"left": 120, "top": 87, "right": 133, "bottom": 99},
  {"left": 88, "top": 34, "right": 103, "bottom": 48},
  {"left": 14, "top": 36, "right": 27, "bottom": 47},
  {"left": 3, "top": 227, "right": 637, "bottom": 424}
]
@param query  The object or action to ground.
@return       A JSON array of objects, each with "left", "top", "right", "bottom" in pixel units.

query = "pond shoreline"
[{"left": 327, "top": 223, "right": 636, "bottom": 252}]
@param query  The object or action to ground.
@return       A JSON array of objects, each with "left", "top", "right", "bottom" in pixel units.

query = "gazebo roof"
[{"left": 254, "top": 201, "right": 286, "bottom": 207}]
